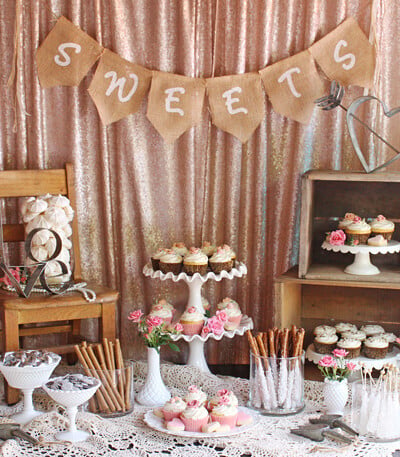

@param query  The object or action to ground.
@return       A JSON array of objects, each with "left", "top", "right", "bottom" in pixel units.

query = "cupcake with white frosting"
[
  {"left": 370, "top": 215, "right": 395, "bottom": 240},
  {"left": 179, "top": 307, "right": 205, "bottom": 335},
  {"left": 337, "top": 338, "right": 361, "bottom": 359},
  {"left": 335, "top": 323, "right": 358, "bottom": 334},
  {"left": 151, "top": 248, "right": 168, "bottom": 271},
  {"left": 341, "top": 330, "right": 366, "bottom": 342},
  {"left": 201, "top": 241, "right": 216, "bottom": 258},
  {"left": 338, "top": 213, "right": 359, "bottom": 230},
  {"left": 162, "top": 396, "right": 187, "bottom": 421},
  {"left": 360, "top": 324, "right": 385, "bottom": 337},
  {"left": 184, "top": 385, "right": 207, "bottom": 406},
  {"left": 208, "top": 389, "right": 238, "bottom": 410},
  {"left": 313, "top": 325, "right": 336, "bottom": 337},
  {"left": 209, "top": 247, "right": 233, "bottom": 274},
  {"left": 209, "top": 396, "right": 238, "bottom": 428},
  {"left": 363, "top": 336, "right": 389, "bottom": 359},
  {"left": 314, "top": 333, "right": 338, "bottom": 354},
  {"left": 221, "top": 244, "right": 237, "bottom": 267},
  {"left": 345, "top": 217, "right": 371, "bottom": 244},
  {"left": 149, "top": 304, "right": 174, "bottom": 324},
  {"left": 180, "top": 400, "right": 209, "bottom": 432},
  {"left": 172, "top": 242, "right": 189, "bottom": 258},
  {"left": 183, "top": 247, "right": 209, "bottom": 276},
  {"left": 159, "top": 249, "right": 183, "bottom": 275},
  {"left": 379, "top": 333, "right": 397, "bottom": 352}
]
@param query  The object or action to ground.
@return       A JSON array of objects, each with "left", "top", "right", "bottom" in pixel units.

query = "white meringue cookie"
[
  {"left": 60, "top": 235, "right": 72, "bottom": 250},
  {"left": 20, "top": 197, "right": 35, "bottom": 216},
  {"left": 28, "top": 198, "right": 48, "bottom": 214},
  {"left": 23, "top": 210, "right": 40, "bottom": 223},
  {"left": 45, "top": 236, "right": 57, "bottom": 257},
  {"left": 62, "top": 205, "right": 74, "bottom": 222},
  {"left": 47, "top": 195, "right": 70, "bottom": 208},
  {"left": 31, "top": 245, "right": 49, "bottom": 261},
  {"left": 40, "top": 193, "right": 53, "bottom": 200},
  {"left": 59, "top": 224, "right": 72, "bottom": 238},
  {"left": 43, "top": 207, "right": 68, "bottom": 227},
  {"left": 26, "top": 215, "right": 52, "bottom": 233},
  {"left": 55, "top": 248, "right": 70, "bottom": 264},
  {"left": 31, "top": 229, "right": 52, "bottom": 246}
]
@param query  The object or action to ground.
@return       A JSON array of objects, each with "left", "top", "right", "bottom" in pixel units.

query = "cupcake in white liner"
[
  {"left": 314, "top": 333, "right": 338, "bottom": 354},
  {"left": 179, "top": 307, "right": 205, "bottom": 335},
  {"left": 209, "top": 247, "right": 233, "bottom": 274},
  {"left": 149, "top": 304, "right": 173, "bottom": 324},
  {"left": 183, "top": 247, "right": 208, "bottom": 276}
]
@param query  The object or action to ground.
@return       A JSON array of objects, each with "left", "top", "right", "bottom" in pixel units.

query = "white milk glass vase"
[
  {"left": 323, "top": 378, "right": 349, "bottom": 416},
  {"left": 136, "top": 347, "right": 171, "bottom": 406}
]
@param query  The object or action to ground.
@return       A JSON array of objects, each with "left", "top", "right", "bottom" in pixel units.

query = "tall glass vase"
[{"left": 136, "top": 347, "right": 171, "bottom": 406}]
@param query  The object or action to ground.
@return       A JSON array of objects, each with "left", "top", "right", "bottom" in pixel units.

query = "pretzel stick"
[
  {"left": 256, "top": 333, "right": 269, "bottom": 369},
  {"left": 124, "top": 364, "right": 132, "bottom": 410},
  {"left": 275, "top": 329, "right": 282, "bottom": 357},
  {"left": 268, "top": 329, "right": 275, "bottom": 357},
  {"left": 281, "top": 328, "right": 289, "bottom": 358},
  {"left": 103, "top": 338, "right": 113, "bottom": 370},
  {"left": 74, "top": 345, "right": 109, "bottom": 412},
  {"left": 115, "top": 339, "right": 126, "bottom": 408},
  {"left": 262, "top": 332, "right": 268, "bottom": 355},
  {"left": 290, "top": 325, "right": 297, "bottom": 357},
  {"left": 246, "top": 330, "right": 259, "bottom": 356}
]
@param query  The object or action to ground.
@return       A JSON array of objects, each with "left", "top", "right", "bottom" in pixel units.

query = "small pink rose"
[
  {"left": 203, "top": 241, "right": 211, "bottom": 247},
  {"left": 218, "top": 389, "right": 229, "bottom": 396},
  {"left": 207, "top": 316, "right": 224, "bottom": 336},
  {"left": 147, "top": 316, "right": 163, "bottom": 327},
  {"left": 144, "top": 333, "right": 150, "bottom": 340},
  {"left": 354, "top": 216, "right": 361, "bottom": 222},
  {"left": 187, "top": 307, "right": 196, "bottom": 313},
  {"left": 377, "top": 214, "right": 386, "bottom": 221},
  {"left": 128, "top": 310, "right": 144, "bottom": 322},
  {"left": 218, "top": 395, "right": 230, "bottom": 405},
  {"left": 328, "top": 230, "right": 346, "bottom": 246},
  {"left": 353, "top": 240, "right": 359, "bottom": 245},
  {"left": 216, "top": 310, "right": 228, "bottom": 322},
  {"left": 332, "top": 348, "right": 348, "bottom": 358},
  {"left": 201, "top": 326, "right": 211, "bottom": 337},
  {"left": 344, "top": 213, "right": 356, "bottom": 220},
  {"left": 174, "top": 323, "right": 183, "bottom": 333},
  {"left": 188, "top": 385, "right": 199, "bottom": 393},
  {"left": 186, "top": 400, "right": 199, "bottom": 408},
  {"left": 346, "top": 362, "right": 356, "bottom": 371},
  {"left": 396, "top": 338, "right": 400, "bottom": 344},
  {"left": 318, "top": 356, "right": 335, "bottom": 367}
]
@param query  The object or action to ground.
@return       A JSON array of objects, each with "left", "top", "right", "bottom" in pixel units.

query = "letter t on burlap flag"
[{"left": 36, "top": 16, "right": 103, "bottom": 88}]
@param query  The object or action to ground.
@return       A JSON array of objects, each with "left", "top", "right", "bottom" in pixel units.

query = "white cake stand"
[
  {"left": 322, "top": 240, "right": 400, "bottom": 275},
  {"left": 143, "top": 263, "right": 253, "bottom": 373}
]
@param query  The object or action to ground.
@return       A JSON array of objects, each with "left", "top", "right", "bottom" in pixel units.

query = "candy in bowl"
[
  {"left": 0, "top": 350, "right": 61, "bottom": 425},
  {"left": 43, "top": 374, "right": 101, "bottom": 442}
]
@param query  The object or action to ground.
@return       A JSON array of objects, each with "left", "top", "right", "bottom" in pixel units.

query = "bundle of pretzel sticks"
[
  {"left": 246, "top": 327, "right": 305, "bottom": 412},
  {"left": 74, "top": 339, "right": 132, "bottom": 415}
]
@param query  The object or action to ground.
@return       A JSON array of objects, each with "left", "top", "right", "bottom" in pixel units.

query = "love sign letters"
[{"left": 36, "top": 16, "right": 375, "bottom": 143}]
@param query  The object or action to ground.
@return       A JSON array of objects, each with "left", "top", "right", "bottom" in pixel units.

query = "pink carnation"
[
  {"left": 332, "top": 348, "right": 348, "bottom": 358},
  {"left": 128, "top": 310, "right": 144, "bottom": 322},
  {"left": 328, "top": 230, "right": 346, "bottom": 246},
  {"left": 318, "top": 356, "right": 335, "bottom": 368},
  {"left": 346, "top": 362, "right": 356, "bottom": 371}
]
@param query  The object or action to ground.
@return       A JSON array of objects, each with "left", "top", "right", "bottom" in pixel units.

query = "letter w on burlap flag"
[
  {"left": 36, "top": 16, "right": 103, "bottom": 88},
  {"left": 309, "top": 17, "right": 375, "bottom": 89},
  {"left": 88, "top": 49, "right": 152, "bottom": 125},
  {"left": 260, "top": 50, "right": 325, "bottom": 124},
  {"left": 146, "top": 72, "right": 206, "bottom": 143},
  {"left": 206, "top": 73, "right": 264, "bottom": 143}
]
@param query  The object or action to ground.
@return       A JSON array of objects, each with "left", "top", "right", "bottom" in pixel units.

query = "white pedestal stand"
[
  {"left": 322, "top": 241, "right": 400, "bottom": 276},
  {"left": 143, "top": 263, "right": 253, "bottom": 373}
]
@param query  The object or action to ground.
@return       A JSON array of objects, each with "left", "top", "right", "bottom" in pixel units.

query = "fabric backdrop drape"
[{"left": 1, "top": 0, "right": 398, "bottom": 364}]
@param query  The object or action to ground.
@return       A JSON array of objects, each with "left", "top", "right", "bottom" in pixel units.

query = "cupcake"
[
  {"left": 151, "top": 248, "right": 168, "bottom": 271},
  {"left": 159, "top": 250, "right": 183, "bottom": 275},
  {"left": 172, "top": 242, "right": 189, "bottom": 257},
  {"left": 337, "top": 338, "right": 361, "bottom": 359},
  {"left": 162, "top": 396, "right": 187, "bottom": 421},
  {"left": 313, "top": 325, "right": 336, "bottom": 337},
  {"left": 179, "top": 307, "right": 205, "bottom": 335},
  {"left": 335, "top": 323, "right": 358, "bottom": 334},
  {"left": 360, "top": 324, "right": 385, "bottom": 337},
  {"left": 149, "top": 304, "right": 173, "bottom": 324},
  {"left": 201, "top": 241, "right": 216, "bottom": 257},
  {"left": 217, "top": 297, "right": 240, "bottom": 311},
  {"left": 209, "top": 396, "right": 238, "bottom": 428},
  {"left": 363, "top": 336, "right": 389, "bottom": 359},
  {"left": 221, "top": 244, "right": 237, "bottom": 267},
  {"left": 338, "top": 213, "right": 359, "bottom": 230},
  {"left": 380, "top": 333, "right": 397, "bottom": 352},
  {"left": 219, "top": 300, "right": 242, "bottom": 331},
  {"left": 153, "top": 298, "right": 174, "bottom": 312},
  {"left": 345, "top": 217, "right": 371, "bottom": 244},
  {"left": 367, "top": 235, "right": 388, "bottom": 246},
  {"left": 209, "top": 247, "right": 233, "bottom": 274},
  {"left": 184, "top": 385, "right": 207, "bottom": 406},
  {"left": 183, "top": 247, "right": 209, "bottom": 276},
  {"left": 180, "top": 400, "right": 209, "bottom": 432},
  {"left": 208, "top": 389, "right": 238, "bottom": 411},
  {"left": 341, "top": 330, "right": 366, "bottom": 342},
  {"left": 370, "top": 215, "right": 395, "bottom": 240},
  {"left": 313, "top": 333, "right": 338, "bottom": 354}
]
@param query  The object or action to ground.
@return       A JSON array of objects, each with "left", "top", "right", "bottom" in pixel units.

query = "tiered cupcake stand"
[
  {"left": 322, "top": 240, "right": 400, "bottom": 275},
  {"left": 143, "top": 262, "right": 253, "bottom": 373}
]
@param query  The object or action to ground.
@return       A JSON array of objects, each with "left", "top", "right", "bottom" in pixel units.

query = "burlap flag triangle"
[
  {"left": 36, "top": 16, "right": 103, "bottom": 88},
  {"left": 88, "top": 49, "right": 152, "bottom": 125}
]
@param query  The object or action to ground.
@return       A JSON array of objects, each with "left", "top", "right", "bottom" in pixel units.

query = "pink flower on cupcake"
[
  {"left": 376, "top": 214, "right": 386, "bottom": 221},
  {"left": 327, "top": 230, "right": 346, "bottom": 246},
  {"left": 186, "top": 399, "right": 200, "bottom": 408}
]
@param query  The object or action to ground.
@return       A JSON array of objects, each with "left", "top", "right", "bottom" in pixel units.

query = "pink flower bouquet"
[{"left": 318, "top": 349, "right": 356, "bottom": 381}]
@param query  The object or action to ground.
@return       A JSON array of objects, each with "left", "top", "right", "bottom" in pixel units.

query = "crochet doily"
[{"left": 0, "top": 362, "right": 399, "bottom": 457}]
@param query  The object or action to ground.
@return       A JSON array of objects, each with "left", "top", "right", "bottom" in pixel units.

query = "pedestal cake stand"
[
  {"left": 143, "top": 262, "right": 253, "bottom": 373},
  {"left": 322, "top": 240, "right": 400, "bottom": 275}
]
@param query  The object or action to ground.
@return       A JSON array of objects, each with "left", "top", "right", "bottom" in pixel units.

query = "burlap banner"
[
  {"left": 88, "top": 49, "right": 152, "bottom": 125},
  {"left": 146, "top": 72, "right": 206, "bottom": 143},
  {"left": 36, "top": 16, "right": 103, "bottom": 88},
  {"left": 309, "top": 17, "right": 375, "bottom": 89},
  {"left": 206, "top": 73, "right": 265, "bottom": 143},
  {"left": 260, "top": 50, "right": 325, "bottom": 124}
]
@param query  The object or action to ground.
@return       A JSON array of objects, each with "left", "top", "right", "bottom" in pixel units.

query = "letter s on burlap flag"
[
  {"left": 206, "top": 73, "right": 264, "bottom": 143},
  {"left": 88, "top": 49, "right": 152, "bottom": 125},
  {"left": 36, "top": 16, "right": 103, "bottom": 88},
  {"left": 309, "top": 17, "right": 375, "bottom": 89},
  {"left": 146, "top": 72, "right": 206, "bottom": 143},
  {"left": 259, "top": 50, "right": 325, "bottom": 124}
]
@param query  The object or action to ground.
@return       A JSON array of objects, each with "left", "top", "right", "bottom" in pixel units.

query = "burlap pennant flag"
[
  {"left": 88, "top": 49, "right": 152, "bottom": 125},
  {"left": 146, "top": 72, "right": 206, "bottom": 143},
  {"left": 309, "top": 17, "right": 375, "bottom": 88},
  {"left": 260, "top": 50, "right": 325, "bottom": 124},
  {"left": 206, "top": 73, "right": 264, "bottom": 143},
  {"left": 36, "top": 16, "right": 103, "bottom": 88}
]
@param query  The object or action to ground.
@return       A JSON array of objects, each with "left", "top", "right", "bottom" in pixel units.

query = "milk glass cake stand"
[
  {"left": 322, "top": 240, "right": 400, "bottom": 275},
  {"left": 143, "top": 262, "right": 253, "bottom": 373}
]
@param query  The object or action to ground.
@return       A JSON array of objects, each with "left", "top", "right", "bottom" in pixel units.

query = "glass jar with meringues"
[{"left": 246, "top": 326, "right": 305, "bottom": 415}]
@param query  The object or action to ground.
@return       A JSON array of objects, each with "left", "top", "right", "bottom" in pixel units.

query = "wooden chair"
[{"left": 0, "top": 163, "right": 119, "bottom": 404}]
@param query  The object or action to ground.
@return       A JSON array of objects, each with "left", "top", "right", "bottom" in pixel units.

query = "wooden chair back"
[{"left": 0, "top": 163, "right": 82, "bottom": 280}]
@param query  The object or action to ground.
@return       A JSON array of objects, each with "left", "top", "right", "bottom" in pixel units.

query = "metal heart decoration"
[{"left": 346, "top": 95, "right": 400, "bottom": 173}]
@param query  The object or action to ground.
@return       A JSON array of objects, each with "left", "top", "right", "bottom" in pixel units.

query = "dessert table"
[{"left": 0, "top": 362, "right": 398, "bottom": 457}]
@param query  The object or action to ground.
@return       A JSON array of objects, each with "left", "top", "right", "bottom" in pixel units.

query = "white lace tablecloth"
[{"left": 0, "top": 362, "right": 399, "bottom": 457}]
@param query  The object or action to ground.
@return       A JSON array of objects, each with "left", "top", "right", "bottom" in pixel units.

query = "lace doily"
[{"left": 0, "top": 363, "right": 398, "bottom": 457}]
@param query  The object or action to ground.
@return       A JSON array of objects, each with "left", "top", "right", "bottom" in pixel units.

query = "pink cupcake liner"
[
  {"left": 210, "top": 412, "right": 238, "bottom": 428},
  {"left": 224, "top": 314, "right": 242, "bottom": 331},
  {"left": 163, "top": 409, "right": 184, "bottom": 421},
  {"left": 180, "top": 415, "right": 208, "bottom": 432},
  {"left": 180, "top": 321, "right": 204, "bottom": 336}
]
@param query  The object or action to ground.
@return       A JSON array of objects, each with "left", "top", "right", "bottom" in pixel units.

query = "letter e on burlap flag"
[
  {"left": 260, "top": 50, "right": 325, "bottom": 124},
  {"left": 309, "top": 17, "right": 375, "bottom": 88},
  {"left": 88, "top": 49, "right": 152, "bottom": 125},
  {"left": 36, "top": 16, "right": 103, "bottom": 88},
  {"left": 206, "top": 73, "right": 264, "bottom": 143},
  {"left": 146, "top": 72, "right": 206, "bottom": 143}
]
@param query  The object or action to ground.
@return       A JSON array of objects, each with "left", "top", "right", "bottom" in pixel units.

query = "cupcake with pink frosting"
[
  {"left": 183, "top": 247, "right": 209, "bottom": 276},
  {"left": 179, "top": 307, "right": 205, "bottom": 335},
  {"left": 162, "top": 396, "right": 187, "bottom": 421},
  {"left": 209, "top": 247, "right": 233, "bottom": 274},
  {"left": 209, "top": 394, "right": 238, "bottom": 428},
  {"left": 180, "top": 400, "right": 209, "bottom": 432}
]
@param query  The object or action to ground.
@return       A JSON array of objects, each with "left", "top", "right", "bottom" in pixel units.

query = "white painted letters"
[
  {"left": 165, "top": 87, "right": 185, "bottom": 116},
  {"left": 104, "top": 71, "right": 139, "bottom": 103},
  {"left": 54, "top": 42, "right": 82, "bottom": 67},
  {"left": 334, "top": 39, "right": 356, "bottom": 70},
  {"left": 222, "top": 87, "right": 248, "bottom": 115},
  {"left": 278, "top": 68, "right": 301, "bottom": 98}
]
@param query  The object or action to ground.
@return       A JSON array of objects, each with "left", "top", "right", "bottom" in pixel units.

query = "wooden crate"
[{"left": 299, "top": 170, "right": 400, "bottom": 280}]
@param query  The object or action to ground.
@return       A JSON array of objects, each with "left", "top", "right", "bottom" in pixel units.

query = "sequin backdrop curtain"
[{"left": 0, "top": 0, "right": 398, "bottom": 364}]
